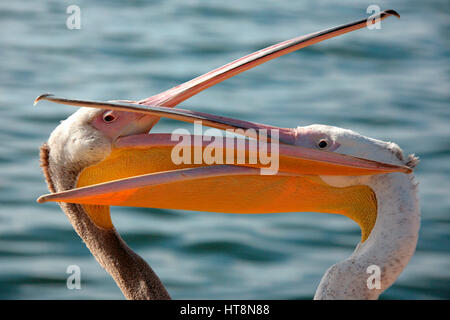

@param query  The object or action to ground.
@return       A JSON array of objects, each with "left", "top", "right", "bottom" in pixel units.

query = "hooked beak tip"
[
  {"left": 36, "top": 195, "right": 48, "bottom": 203},
  {"left": 34, "top": 93, "right": 54, "bottom": 106},
  {"left": 384, "top": 9, "right": 400, "bottom": 19}
]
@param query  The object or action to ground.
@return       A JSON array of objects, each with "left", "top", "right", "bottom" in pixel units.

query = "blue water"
[{"left": 0, "top": 1, "right": 449, "bottom": 299}]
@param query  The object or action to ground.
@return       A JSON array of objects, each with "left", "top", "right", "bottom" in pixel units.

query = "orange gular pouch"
[{"left": 76, "top": 146, "right": 377, "bottom": 242}]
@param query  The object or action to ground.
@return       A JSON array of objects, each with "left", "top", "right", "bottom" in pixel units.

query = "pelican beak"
[
  {"left": 35, "top": 9, "right": 400, "bottom": 133},
  {"left": 36, "top": 95, "right": 412, "bottom": 204},
  {"left": 35, "top": 93, "right": 411, "bottom": 178},
  {"left": 35, "top": 98, "right": 410, "bottom": 243}
]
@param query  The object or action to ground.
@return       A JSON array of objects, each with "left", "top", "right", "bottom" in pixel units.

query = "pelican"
[{"left": 35, "top": 10, "right": 420, "bottom": 300}]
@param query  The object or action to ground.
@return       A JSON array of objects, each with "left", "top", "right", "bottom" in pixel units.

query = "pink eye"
[{"left": 102, "top": 111, "right": 116, "bottom": 123}]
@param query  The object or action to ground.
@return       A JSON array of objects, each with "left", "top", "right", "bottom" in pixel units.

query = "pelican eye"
[
  {"left": 318, "top": 139, "right": 328, "bottom": 149},
  {"left": 102, "top": 112, "right": 116, "bottom": 123}
]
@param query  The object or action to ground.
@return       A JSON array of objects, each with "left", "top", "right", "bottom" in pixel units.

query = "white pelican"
[{"left": 35, "top": 10, "right": 420, "bottom": 300}]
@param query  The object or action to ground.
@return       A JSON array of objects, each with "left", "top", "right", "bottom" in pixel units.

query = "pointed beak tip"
[{"left": 34, "top": 93, "right": 53, "bottom": 106}]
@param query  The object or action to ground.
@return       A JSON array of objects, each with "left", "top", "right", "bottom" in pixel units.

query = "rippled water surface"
[{"left": 0, "top": 0, "right": 449, "bottom": 299}]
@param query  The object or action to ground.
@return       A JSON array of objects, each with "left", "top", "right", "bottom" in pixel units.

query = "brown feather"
[{"left": 39, "top": 143, "right": 56, "bottom": 193}]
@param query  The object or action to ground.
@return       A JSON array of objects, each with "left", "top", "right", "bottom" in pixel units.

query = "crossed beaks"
[{"left": 35, "top": 10, "right": 409, "bottom": 207}]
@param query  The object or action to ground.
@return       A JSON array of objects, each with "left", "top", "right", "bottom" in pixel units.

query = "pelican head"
[
  {"left": 44, "top": 103, "right": 158, "bottom": 173},
  {"left": 295, "top": 124, "right": 418, "bottom": 167}
]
